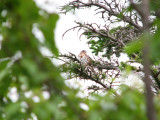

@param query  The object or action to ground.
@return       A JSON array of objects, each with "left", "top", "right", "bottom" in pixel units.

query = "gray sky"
[{"left": 34, "top": 0, "right": 108, "bottom": 56}]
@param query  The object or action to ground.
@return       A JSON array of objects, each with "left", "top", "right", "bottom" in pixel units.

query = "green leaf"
[
  {"left": 39, "top": 14, "right": 59, "bottom": 56},
  {"left": 0, "top": 68, "right": 9, "bottom": 80},
  {"left": 20, "top": 58, "right": 48, "bottom": 85},
  {"left": 124, "top": 40, "right": 142, "bottom": 56},
  {"left": 5, "top": 103, "right": 21, "bottom": 120},
  {"left": 150, "top": 28, "right": 160, "bottom": 64}
]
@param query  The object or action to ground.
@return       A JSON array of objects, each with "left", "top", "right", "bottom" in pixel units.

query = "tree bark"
[{"left": 141, "top": 0, "right": 156, "bottom": 120}]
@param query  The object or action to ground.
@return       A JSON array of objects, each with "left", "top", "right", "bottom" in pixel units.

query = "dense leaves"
[
  {"left": 0, "top": 0, "right": 71, "bottom": 120},
  {"left": 1, "top": 0, "right": 160, "bottom": 120}
]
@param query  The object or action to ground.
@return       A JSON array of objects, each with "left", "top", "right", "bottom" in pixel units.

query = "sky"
[
  {"left": 34, "top": 0, "right": 129, "bottom": 59},
  {"left": 35, "top": 0, "right": 110, "bottom": 56}
]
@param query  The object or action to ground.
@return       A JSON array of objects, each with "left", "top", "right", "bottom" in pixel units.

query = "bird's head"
[{"left": 81, "top": 50, "right": 87, "bottom": 54}]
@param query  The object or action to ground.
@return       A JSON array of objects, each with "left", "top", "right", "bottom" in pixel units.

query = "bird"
[{"left": 78, "top": 50, "right": 91, "bottom": 66}]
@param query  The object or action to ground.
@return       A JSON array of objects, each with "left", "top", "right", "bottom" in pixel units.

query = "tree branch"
[
  {"left": 68, "top": 0, "right": 142, "bottom": 30},
  {"left": 57, "top": 53, "right": 120, "bottom": 89},
  {"left": 151, "top": 69, "right": 160, "bottom": 90},
  {"left": 139, "top": 0, "right": 157, "bottom": 119}
]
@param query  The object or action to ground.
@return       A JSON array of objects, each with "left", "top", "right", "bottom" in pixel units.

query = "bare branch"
[{"left": 66, "top": 0, "right": 142, "bottom": 30}]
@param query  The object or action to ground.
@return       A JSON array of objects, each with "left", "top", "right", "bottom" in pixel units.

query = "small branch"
[
  {"left": 95, "top": 64, "right": 119, "bottom": 70},
  {"left": 155, "top": 9, "right": 160, "bottom": 18},
  {"left": 59, "top": 53, "right": 81, "bottom": 64},
  {"left": 80, "top": 69, "right": 109, "bottom": 89},
  {"left": 67, "top": 0, "right": 142, "bottom": 30},
  {"left": 62, "top": 25, "right": 80, "bottom": 39},
  {"left": 151, "top": 69, "right": 160, "bottom": 90}
]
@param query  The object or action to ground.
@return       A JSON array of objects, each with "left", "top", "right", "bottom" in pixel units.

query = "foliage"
[
  {"left": 0, "top": 0, "right": 82, "bottom": 120},
  {"left": 1, "top": 0, "right": 160, "bottom": 120}
]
